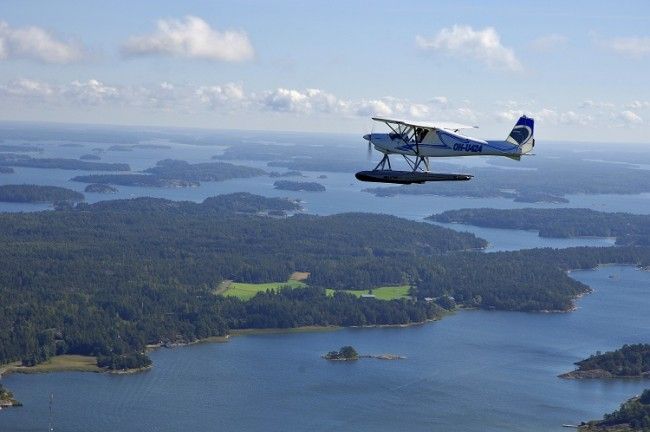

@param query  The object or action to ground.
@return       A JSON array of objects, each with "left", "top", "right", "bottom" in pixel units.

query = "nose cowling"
[{"left": 363, "top": 134, "right": 371, "bottom": 141}]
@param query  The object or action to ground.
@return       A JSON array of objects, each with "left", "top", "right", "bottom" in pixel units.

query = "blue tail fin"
[{"left": 506, "top": 115, "right": 535, "bottom": 154}]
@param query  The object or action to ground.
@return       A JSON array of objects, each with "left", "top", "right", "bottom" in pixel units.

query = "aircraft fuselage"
[{"left": 365, "top": 129, "right": 522, "bottom": 158}]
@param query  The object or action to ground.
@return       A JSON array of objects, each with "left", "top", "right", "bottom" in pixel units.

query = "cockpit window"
[{"left": 415, "top": 128, "right": 429, "bottom": 142}]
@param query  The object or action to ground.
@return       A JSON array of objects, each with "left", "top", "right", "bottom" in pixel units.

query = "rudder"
[{"left": 506, "top": 116, "right": 535, "bottom": 154}]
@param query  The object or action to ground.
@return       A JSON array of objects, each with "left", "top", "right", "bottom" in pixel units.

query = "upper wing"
[{"left": 372, "top": 116, "right": 478, "bottom": 132}]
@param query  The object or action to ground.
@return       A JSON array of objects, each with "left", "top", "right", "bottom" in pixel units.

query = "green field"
[
  {"left": 326, "top": 285, "right": 411, "bottom": 300},
  {"left": 221, "top": 280, "right": 306, "bottom": 300},
  {"left": 218, "top": 279, "right": 410, "bottom": 301}
]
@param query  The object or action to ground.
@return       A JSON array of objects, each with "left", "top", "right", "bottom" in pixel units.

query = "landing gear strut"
[{"left": 373, "top": 154, "right": 392, "bottom": 171}]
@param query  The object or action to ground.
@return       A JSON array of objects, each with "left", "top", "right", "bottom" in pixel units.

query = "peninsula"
[
  {"left": 0, "top": 184, "right": 84, "bottom": 204},
  {"left": 561, "top": 344, "right": 650, "bottom": 379},
  {"left": 428, "top": 208, "right": 650, "bottom": 246}
]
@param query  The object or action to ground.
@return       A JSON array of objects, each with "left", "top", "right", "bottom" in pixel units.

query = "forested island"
[
  {"left": 0, "top": 154, "right": 129, "bottom": 171},
  {"left": 73, "top": 160, "right": 265, "bottom": 188},
  {"left": 512, "top": 192, "right": 569, "bottom": 203},
  {"left": 324, "top": 346, "right": 359, "bottom": 360},
  {"left": 322, "top": 346, "right": 403, "bottom": 361},
  {"left": 580, "top": 389, "right": 650, "bottom": 431},
  {"left": 85, "top": 183, "right": 118, "bottom": 193},
  {"left": 73, "top": 173, "right": 197, "bottom": 188},
  {"left": 0, "top": 185, "right": 84, "bottom": 203},
  {"left": 274, "top": 180, "right": 325, "bottom": 192},
  {"left": 428, "top": 208, "right": 650, "bottom": 246},
  {"left": 144, "top": 159, "right": 265, "bottom": 182},
  {"left": 1, "top": 193, "right": 649, "bottom": 374},
  {"left": 269, "top": 170, "right": 304, "bottom": 178},
  {"left": 79, "top": 154, "right": 101, "bottom": 161},
  {"left": 561, "top": 344, "right": 650, "bottom": 379},
  {"left": 0, "top": 383, "right": 21, "bottom": 408},
  {"left": 0, "top": 167, "right": 13, "bottom": 174}
]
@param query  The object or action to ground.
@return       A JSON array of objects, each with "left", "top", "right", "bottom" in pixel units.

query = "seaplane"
[{"left": 356, "top": 115, "right": 535, "bottom": 184}]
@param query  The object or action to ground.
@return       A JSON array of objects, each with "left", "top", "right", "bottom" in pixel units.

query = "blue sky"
[{"left": 1, "top": 0, "right": 650, "bottom": 142}]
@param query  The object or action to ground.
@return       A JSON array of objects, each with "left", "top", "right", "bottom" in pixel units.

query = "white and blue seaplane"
[{"left": 356, "top": 115, "right": 535, "bottom": 184}]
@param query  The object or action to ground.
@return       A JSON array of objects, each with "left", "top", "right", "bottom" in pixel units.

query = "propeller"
[{"left": 363, "top": 123, "right": 375, "bottom": 161}]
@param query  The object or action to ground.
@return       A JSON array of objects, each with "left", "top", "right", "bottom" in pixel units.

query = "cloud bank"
[{"left": 1, "top": 78, "right": 645, "bottom": 131}]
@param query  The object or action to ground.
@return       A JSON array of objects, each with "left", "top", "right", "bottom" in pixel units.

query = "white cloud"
[
  {"left": 0, "top": 21, "right": 84, "bottom": 63},
  {"left": 355, "top": 99, "right": 393, "bottom": 117},
  {"left": 303, "top": 89, "right": 346, "bottom": 113},
  {"left": 603, "top": 36, "right": 650, "bottom": 58},
  {"left": 65, "top": 79, "right": 119, "bottom": 105},
  {"left": 261, "top": 88, "right": 312, "bottom": 113},
  {"left": 416, "top": 25, "right": 522, "bottom": 72},
  {"left": 559, "top": 110, "right": 592, "bottom": 126},
  {"left": 495, "top": 107, "right": 593, "bottom": 126},
  {"left": 122, "top": 16, "right": 254, "bottom": 62},
  {"left": 408, "top": 103, "right": 430, "bottom": 119},
  {"left": 530, "top": 34, "right": 567, "bottom": 52},
  {"left": 454, "top": 107, "right": 477, "bottom": 122},
  {"left": 38, "top": 80, "right": 462, "bottom": 125},
  {"left": 626, "top": 100, "right": 650, "bottom": 109},
  {"left": 197, "top": 83, "right": 246, "bottom": 109},
  {"left": 260, "top": 88, "right": 346, "bottom": 114},
  {"left": 430, "top": 96, "right": 449, "bottom": 106},
  {"left": 0, "top": 78, "right": 54, "bottom": 98},
  {"left": 617, "top": 110, "right": 643, "bottom": 124},
  {"left": 578, "top": 99, "right": 615, "bottom": 109},
  {"left": 7, "top": 78, "right": 620, "bottom": 133},
  {"left": 495, "top": 110, "right": 519, "bottom": 122}
]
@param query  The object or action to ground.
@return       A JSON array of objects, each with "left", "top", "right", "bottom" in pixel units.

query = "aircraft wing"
[{"left": 372, "top": 116, "right": 478, "bottom": 131}]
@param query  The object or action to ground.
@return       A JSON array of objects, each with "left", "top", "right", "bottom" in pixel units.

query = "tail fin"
[{"left": 506, "top": 115, "right": 535, "bottom": 155}]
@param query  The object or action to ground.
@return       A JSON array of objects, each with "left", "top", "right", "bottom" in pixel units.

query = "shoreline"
[
  {"left": 0, "top": 354, "right": 155, "bottom": 378},
  {"left": 0, "top": 273, "right": 618, "bottom": 379},
  {"left": 560, "top": 368, "right": 650, "bottom": 380}
]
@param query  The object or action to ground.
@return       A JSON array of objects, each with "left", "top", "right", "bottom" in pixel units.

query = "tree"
[{"left": 339, "top": 346, "right": 359, "bottom": 359}]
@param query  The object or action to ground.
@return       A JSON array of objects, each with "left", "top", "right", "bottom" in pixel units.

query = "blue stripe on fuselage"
[{"left": 485, "top": 140, "right": 519, "bottom": 153}]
